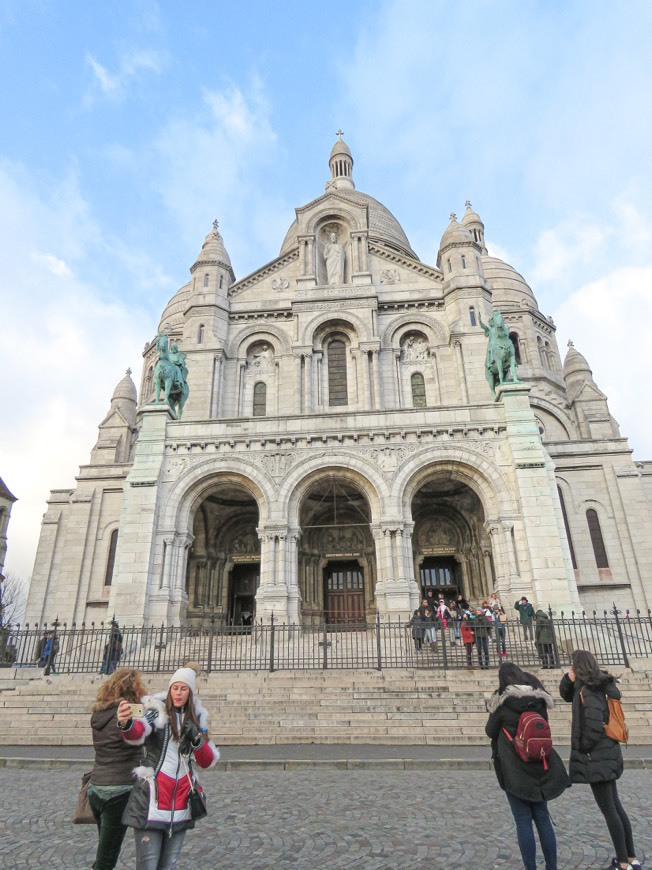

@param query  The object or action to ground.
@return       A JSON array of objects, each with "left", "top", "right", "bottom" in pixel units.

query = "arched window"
[
  {"left": 411, "top": 372, "right": 426, "bottom": 408},
  {"left": 509, "top": 331, "right": 521, "bottom": 365},
  {"left": 104, "top": 529, "right": 119, "bottom": 587},
  {"left": 219, "top": 275, "right": 224, "bottom": 289},
  {"left": 253, "top": 382, "right": 266, "bottom": 417},
  {"left": 469, "top": 306, "right": 477, "bottom": 326},
  {"left": 197, "top": 324, "right": 205, "bottom": 344},
  {"left": 537, "top": 336, "right": 546, "bottom": 367},
  {"left": 461, "top": 254, "right": 467, "bottom": 269},
  {"left": 447, "top": 258, "right": 452, "bottom": 273},
  {"left": 586, "top": 509, "right": 609, "bottom": 569},
  {"left": 327, "top": 338, "right": 348, "bottom": 406},
  {"left": 144, "top": 365, "right": 154, "bottom": 397},
  {"left": 558, "top": 488, "right": 577, "bottom": 569},
  {"left": 203, "top": 273, "right": 209, "bottom": 288}
]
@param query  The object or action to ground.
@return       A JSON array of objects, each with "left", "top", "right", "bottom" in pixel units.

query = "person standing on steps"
[
  {"left": 486, "top": 663, "right": 570, "bottom": 870},
  {"left": 559, "top": 650, "right": 640, "bottom": 870},
  {"left": 515, "top": 597, "right": 535, "bottom": 642}
]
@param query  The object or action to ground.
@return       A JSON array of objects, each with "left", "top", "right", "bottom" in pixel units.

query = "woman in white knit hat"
[{"left": 117, "top": 664, "right": 219, "bottom": 869}]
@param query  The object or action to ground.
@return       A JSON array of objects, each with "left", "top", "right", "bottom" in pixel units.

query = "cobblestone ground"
[{"left": 1, "top": 767, "right": 650, "bottom": 869}]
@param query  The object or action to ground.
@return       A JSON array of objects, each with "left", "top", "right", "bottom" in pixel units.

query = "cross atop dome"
[{"left": 212, "top": 219, "right": 219, "bottom": 232}]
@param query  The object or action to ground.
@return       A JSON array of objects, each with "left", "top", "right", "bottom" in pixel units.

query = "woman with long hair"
[
  {"left": 560, "top": 650, "right": 640, "bottom": 870},
  {"left": 486, "top": 662, "right": 569, "bottom": 870},
  {"left": 88, "top": 668, "right": 147, "bottom": 870},
  {"left": 117, "top": 664, "right": 220, "bottom": 869}
]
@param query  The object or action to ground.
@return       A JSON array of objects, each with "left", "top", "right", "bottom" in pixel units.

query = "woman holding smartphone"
[
  {"left": 117, "top": 665, "right": 220, "bottom": 869},
  {"left": 88, "top": 668, "right": 148, "bottom": 870}
]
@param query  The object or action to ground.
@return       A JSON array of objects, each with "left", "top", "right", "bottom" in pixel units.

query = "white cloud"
[
  {"left": 85, "top": 49, "right": 165, "bottom": 102},
  {"left": 0, "top": 163, "right": 152, "bottom": 581},
  {"left": 152, "top": 80, "right": 288, "bottom": 275},
  {"left": 553, "top": 266, "right": 652, "bottom": 460}
]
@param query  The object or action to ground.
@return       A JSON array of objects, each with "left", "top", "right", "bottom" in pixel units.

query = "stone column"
[
  {"left": 431, "top": 351, "right": 442, "bottom": 405},
  {"left": 294, "top": 354, "right": 303, "bottom": 414},
  {"left": 304, "top": 353, "right": 313, "bottom": 412},
  {"left": 485, "top": 522, "right": 507, "bottom": 595},
  {"left": 394, "top": 352, "right": 403, "bottom": 407},
  {"left": 255, "top": 526, "right": 291, "bottom": 622},
  {"left": 108, "top": 404, "right": 174, "bottom": 625},
  {"left": 372, "top": 522, "right": 415, "bottom": 619},
  {"left": 497, "top": 383, "right": 580, "bottom": 611},
  {"left": 371, "top": 350, "right": 382, "bottom": 410},
  {"left": 454, "top": 340, "right": 469, "bottom": 404}
]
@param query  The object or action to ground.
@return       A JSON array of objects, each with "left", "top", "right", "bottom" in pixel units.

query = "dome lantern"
[{"left": 326, "top": 130, "right": 355, "bottom": 192}]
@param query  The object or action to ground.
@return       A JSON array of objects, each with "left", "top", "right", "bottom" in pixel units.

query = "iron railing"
[{"left": 0, "top": 605, "right": 650, "bottom": 674}]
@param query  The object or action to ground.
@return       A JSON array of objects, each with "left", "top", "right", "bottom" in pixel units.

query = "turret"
[
  {"left": 563, "top": 341, "right": 620, "bottom": 439},
  {"left": 90, "top": 369, "right": 138, "bottom": 465},
  {"left": 461, "top": 200, "right": 487, "bottom": 254},
  {"left": 437, "top": 212, "right": 484, "bottom": 282},
  {"left": 185, "top": 220, "right": 235, "bottom": 347}
]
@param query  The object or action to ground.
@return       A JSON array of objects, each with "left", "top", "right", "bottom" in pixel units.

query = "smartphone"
[{"left": 129, "top": 703, "right": 144, "bottom": 719}]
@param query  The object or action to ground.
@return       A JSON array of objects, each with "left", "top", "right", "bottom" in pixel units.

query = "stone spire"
[
  {"left": 326, "top": 130, "right": 355, "bottom": 192},
  {"left": 461, "top": 200, "right": 487, "bottom": 254}
]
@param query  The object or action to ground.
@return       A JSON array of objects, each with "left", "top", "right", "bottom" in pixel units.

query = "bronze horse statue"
[
  {"left": 153, "top": 333, "right": 189, "bottom": 418},
  {"left": 478, "top": 311, "right": 520, "bottom": 397}
]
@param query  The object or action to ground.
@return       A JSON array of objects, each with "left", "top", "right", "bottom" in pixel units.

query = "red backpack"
[{"left": 503, "top": 711, "right": 552, "bottom": 770}]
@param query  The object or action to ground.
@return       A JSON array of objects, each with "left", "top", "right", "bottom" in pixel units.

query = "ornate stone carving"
[
  {"left": 259, "top": 452, "right": 297, "bottom": 478},
  {"left": 380, "top": 268, "right": 400, "bottom": 284},
  {"left": 401, "top": 335, "right": 429, "bottom": 363},
  {"left": 272, "top": 277, "right": 289, "bottom": 291},
  {"left": 248, "top": 344, "right": 274, "bottom": 372}
]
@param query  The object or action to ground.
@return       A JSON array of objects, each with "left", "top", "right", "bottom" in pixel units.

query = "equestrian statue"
[
  {"left": 152, "top": 333, "right": 189, "bottom": 418},
  {"left": 478, "top": 310, "right": 520, "bottom": 398}
]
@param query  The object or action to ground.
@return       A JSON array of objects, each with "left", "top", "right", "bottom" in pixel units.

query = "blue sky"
[{"left": 3, "top": 0, "right": 652, "bottom": 582}]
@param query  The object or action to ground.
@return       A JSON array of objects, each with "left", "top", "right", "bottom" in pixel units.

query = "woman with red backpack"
[
  {"left": 486, "top": 663, "right": 570, "bottom": 870},
  {"left": 559, "top": 649, "right": 640, "bottom": 870}
]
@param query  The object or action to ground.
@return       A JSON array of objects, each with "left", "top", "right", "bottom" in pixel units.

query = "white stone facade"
[{"left": 25, "top": 139, "right": 652, "bottom": 627}]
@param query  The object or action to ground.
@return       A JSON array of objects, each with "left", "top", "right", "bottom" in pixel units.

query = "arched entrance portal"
[
  {"left": 186, "top": 483, "right": 260, "bottom": 625},
  {"left": 298, "top": 478, "right": 375, "bottom": 623},
  {"left": 411, "top": 477, "right": 493, "bottom": 604}
]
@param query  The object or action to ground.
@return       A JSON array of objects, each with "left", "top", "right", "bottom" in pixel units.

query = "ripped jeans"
[{"left": 134, "top": 828, "right": 186, "bottom": 870}]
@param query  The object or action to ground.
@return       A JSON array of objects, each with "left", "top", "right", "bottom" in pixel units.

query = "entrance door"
[
  {"left": 419, "top": 557, "right": 459, "bottom": 599},
  {"left": 323, "top": 561, "right": 365, "bottom": 624},
  {"left": 228, "top": 563, "right": 259, "bottom": 626}
]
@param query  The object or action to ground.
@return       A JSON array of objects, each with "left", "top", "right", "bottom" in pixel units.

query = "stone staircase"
[{"left": 1, "top": 667, "right": 651, "bottom": 747}]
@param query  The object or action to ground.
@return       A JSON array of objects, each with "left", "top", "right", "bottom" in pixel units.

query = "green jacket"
[{"left": 514, "top": 600, "right": 535, "bottom": 624}]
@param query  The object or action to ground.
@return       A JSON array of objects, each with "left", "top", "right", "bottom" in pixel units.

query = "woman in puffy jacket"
[
  {"left": 117, "top": 665, "right": 220, "bottom": 869},
  {"left": 486, "top": 663, "right": 569, "bottom": 870},
  {"left": 88, "top": 668, "right": 147, "bottom": 870},
  {"left": 559, "top": 650, "right": 640, "bottom": 870}
]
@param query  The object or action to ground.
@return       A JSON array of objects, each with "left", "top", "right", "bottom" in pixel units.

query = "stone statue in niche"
[
  {"left": 402, "top": 335, "right": 429, "bottom": 362},
  {"left": 249, "top": 344, "right": 274, "bottom": 372},
  {"left": 323, "top": 231, "right": 344, "bottom": 285}
]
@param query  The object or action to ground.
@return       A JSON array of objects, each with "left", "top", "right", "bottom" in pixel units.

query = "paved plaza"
[{"left": 1, "top": 765, "right": 650, "bottom": 869}]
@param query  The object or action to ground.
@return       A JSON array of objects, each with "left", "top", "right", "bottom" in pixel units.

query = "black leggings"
[{"left": 590, "top": 780, "right": 635, "bottom": 863}]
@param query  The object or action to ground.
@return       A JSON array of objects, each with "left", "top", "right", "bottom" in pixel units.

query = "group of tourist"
[
  {"left": 487, "top": 650, "right": 639, "bottom": 870},
  {"left": 408, "top": 592, "right": 558, "bottom": 669}
]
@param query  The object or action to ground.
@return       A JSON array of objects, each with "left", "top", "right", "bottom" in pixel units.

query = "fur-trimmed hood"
[
  {"left": 142, "top": 691, "right": 211, "bottom": 731},
  {"left": 486, "top": 683, "right": 554, "bottom": 714}
]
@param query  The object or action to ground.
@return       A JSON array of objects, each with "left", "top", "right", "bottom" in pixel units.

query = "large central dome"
[{"left": 280, "top": 135, "right": 418, "bottom": 261}]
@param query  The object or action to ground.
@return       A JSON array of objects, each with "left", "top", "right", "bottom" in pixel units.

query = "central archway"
[
  {"left": 411, "top": 476, "right": 492, "bottom": 604},
  {"left": 298, "top": 476, "right": 375, "bottom": 623}
]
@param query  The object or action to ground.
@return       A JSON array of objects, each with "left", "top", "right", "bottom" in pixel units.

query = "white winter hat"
[{"left": 169, "top": 667, "right": 197, "bottom": 693}]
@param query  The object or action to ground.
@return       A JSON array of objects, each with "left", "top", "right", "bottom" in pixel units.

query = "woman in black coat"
[
  {"left": 486, "top": 663, "right": 569, "bottom": 870},
  {"left": 559, "top": 649, "right": 640, "bottom": 870}
]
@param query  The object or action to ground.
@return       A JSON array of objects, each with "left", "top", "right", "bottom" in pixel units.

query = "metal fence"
[{"left": 1, "top": 606, "right": 651, "bottom": 674}]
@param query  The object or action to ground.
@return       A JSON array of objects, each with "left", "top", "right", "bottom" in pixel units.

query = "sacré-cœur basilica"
[{"left": 25, "top": 136, "right": 652, "bottom": 628}]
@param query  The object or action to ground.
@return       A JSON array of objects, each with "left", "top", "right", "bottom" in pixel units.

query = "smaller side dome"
[
  {"left": 482, "top": 255, "right": 538, "bottom": 310},
  {"left": 439, "top": 213, "right": 475, "bottom": 251},
  {"left": 159, "top": 281, "right": 191, "bottom": 332},
  {"left": 563, "top": 340, "right": 592, "bottom": 379},
  {"left": 191, "top": 221, "right": 233, "bottom": 272},
  {"left": 111, "top": 368, "right": 137, "bottom": 423}
]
